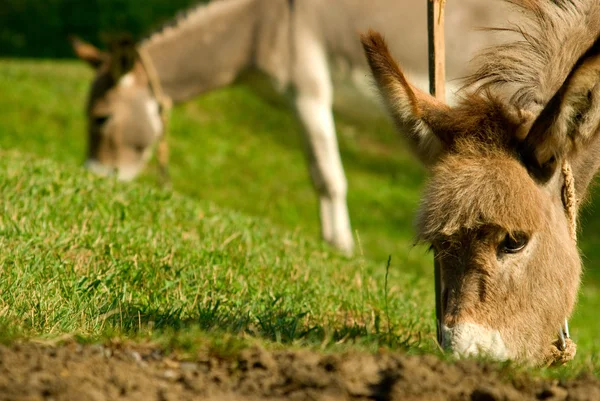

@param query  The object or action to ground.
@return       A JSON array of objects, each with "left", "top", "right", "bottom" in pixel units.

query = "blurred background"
[{"left": 1, "top": 0, "right": 205, "bottom": 57}]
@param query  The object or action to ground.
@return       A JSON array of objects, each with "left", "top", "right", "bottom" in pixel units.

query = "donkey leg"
[
  {"left": 296, "top": 93, "right": 353, "bottom": 254},
  {"left": 292, "top": 30, "right": 353, "bottom": 254}
]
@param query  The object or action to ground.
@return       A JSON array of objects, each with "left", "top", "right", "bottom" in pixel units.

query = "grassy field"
[{"left": 0, "top": 59, "right": 599, "bottom": 376}]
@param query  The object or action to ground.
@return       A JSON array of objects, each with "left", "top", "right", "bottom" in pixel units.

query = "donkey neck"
[{"left": 138, "top": 0, "right": 262, "bottom": 104}]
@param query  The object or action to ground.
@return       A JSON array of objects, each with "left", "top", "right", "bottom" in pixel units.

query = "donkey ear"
[
  {"left": 361, "top": 30, "right": 452, "bottom": 166},
  {"left": 520, "top": 37, "right": 600, "bottom": 183},
  {"left": 108, "top": 36, "right": 139, "bottom": 81},
  {"left": 70, "top": 36, "right": 106, "bottom": 69}
]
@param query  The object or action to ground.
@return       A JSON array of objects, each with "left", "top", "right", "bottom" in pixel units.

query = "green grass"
[
  {"left": 0, "top": 59, "right": 599, "bottom": 376},
  {"left": 0, "top": 151, "right": 432, "bottom": 350}
]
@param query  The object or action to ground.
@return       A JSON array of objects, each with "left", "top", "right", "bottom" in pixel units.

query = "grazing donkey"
[
  {"left": 362, "top": 0, "right": 600, "bottom": 364},
  {"left": 71, "top": 0, "right": 507, "bottom": 254}
]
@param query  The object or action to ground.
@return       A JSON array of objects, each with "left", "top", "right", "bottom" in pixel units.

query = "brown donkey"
[{"left": 363, "top": 0, "right": 600, "bottom": 364}]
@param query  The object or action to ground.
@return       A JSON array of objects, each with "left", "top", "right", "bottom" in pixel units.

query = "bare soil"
[{"left": 0, "top": 342, "right": 598, "bottom": 401}]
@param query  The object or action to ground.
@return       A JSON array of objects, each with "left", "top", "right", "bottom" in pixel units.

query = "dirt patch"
[{"left": 0, "top": 342, "right": 598, "bottom": 401}]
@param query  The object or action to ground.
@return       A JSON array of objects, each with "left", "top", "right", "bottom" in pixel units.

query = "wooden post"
[
  {"left": 428, "top": 0, "right": 446, "bottom": 347},
  {"left": 428, "top": 0, "right": 446, "bottom": 102},
  {"left": 434, "top": 254, "right": 443, "bottom": 347}
]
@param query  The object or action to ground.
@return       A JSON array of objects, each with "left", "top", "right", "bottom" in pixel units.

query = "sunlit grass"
[
  {"left": 0, "top": 59, "right": 599, "bottom": 377},
  {"left": 0, "top": 151, "right": 433, "bottom": 352}
]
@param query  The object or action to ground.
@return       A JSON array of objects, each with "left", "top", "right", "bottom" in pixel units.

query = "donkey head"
[
  {"left": 362, "top": 0, "right": 600, "bottom": 364},
  {"left": 71, "top": 36, "right": 163, "bottom": 181}
]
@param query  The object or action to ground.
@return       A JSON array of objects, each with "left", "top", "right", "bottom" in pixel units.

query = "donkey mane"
[
  {"left": 141, "top": 0, "right": 255, "bottom": 47},
  {"left": 464, "top": 0, "right": 600, "bottom": 110},
  {"left": 406, "top": 0, "right": 600, "bottom": 242}
]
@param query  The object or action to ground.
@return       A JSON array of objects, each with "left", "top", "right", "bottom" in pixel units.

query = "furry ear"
[
  {"left": 361, "top": 30, "right": 453, "bottom": 166},
  {"left": 520, "top": 37, "right": 600, "bottom": 183},
  {"left": 108, "top": 35, "right": 138, "bottom": 82},
  {"left": 70, "top": 36, "right": 106, "bottom": 69}
]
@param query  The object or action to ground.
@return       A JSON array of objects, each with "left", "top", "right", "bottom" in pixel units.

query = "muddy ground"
[{"left": 0, "top": 342, "right": 598, "bottom": 401}]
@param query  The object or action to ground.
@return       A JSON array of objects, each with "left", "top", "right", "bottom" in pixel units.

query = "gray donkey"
[{"left": 71, "top": 0, "right": 510, "bottom": 254}]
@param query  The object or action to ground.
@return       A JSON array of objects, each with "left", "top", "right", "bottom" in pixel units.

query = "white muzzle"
[{"left": 442, "top": 323, "right": 509, "bottom": 361}]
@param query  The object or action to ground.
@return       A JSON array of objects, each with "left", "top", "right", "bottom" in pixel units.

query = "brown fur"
[
  {"left": 417, "top": 150, "right": 545, "bottom": 241},
  {"left": 362, "top": 0, "right": 600, "bottom": 364},
  {"left": 465, "top": 0, "right": 600, "bottom": 195},
  {"left": 361, "top": 31, "right": 452, "bottom": 165}
]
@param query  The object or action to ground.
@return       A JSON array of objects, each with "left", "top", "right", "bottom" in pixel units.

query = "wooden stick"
[
  {"left": 434, "top": 253, "right": 443, "bottom": 347},
  {"left": 428, "top": 0, "right": 446, "bottom": 347},
  {"left": 428, "top": 0, "right": 446, "bottom": 102}
]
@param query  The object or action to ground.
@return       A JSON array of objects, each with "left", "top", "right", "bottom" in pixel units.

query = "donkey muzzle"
[
  {"left": 442, "top": 323, "right": 509, "bottom": 361},
  {"left": 84, "top": 159, "right": 141, "bottom": 182},
  {"left": 85, "top": 159, "right": 117, "bottom": 177}
]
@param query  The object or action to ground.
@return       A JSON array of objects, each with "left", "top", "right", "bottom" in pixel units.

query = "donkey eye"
[
  {"left": 498, "top": 232, "right": 529, "bottom": 255},
  {"left": 93, "top": 116, "right": 110, "bottom": 126}
]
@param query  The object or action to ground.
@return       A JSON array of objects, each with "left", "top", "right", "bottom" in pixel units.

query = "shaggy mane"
[
  {"left": 141, "top": 0, "right": 256, "bottom": 46},
  {"left": 463, "top": 0, "right": 600, "bottom": 110}
]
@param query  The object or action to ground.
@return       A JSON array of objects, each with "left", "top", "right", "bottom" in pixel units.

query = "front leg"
[
  {"left": 292, "top": 25, "right": 353, "bottom": 254},
  {"left": 295, "top": 92, "right": 353, "bottom": 254}
]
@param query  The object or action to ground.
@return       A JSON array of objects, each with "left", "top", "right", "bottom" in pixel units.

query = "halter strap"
[
  {"left": 550, "top": 160, "right": 578, "bottom": 365},
  {"left": 562, "top": 160, "right": 578, "bottom": 242},
  {"left": 137, "top": 46, "right": 173, "bottom": 186}
]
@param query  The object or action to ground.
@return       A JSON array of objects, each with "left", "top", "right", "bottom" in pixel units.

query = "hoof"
[{"left": 328, "top": 236, "right": 354, "bottom": 256}]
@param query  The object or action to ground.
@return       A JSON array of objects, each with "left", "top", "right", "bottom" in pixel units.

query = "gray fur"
[
  {"left": 141, "top": 0, "right": 512, "bottom": 102},
  {"left": 78, "top": 0, "right": 514, "bottom": 254}
]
